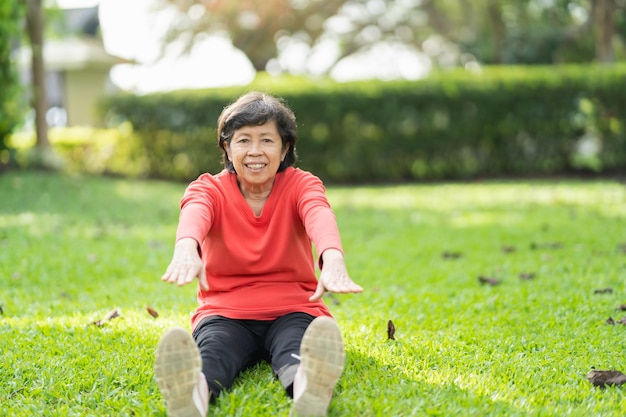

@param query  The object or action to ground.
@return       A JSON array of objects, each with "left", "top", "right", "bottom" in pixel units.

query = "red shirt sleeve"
[
  {"left": 295, "top": 173, "right": 343, "bottom": 269},
  {"left": 175, "top": 173, "right": 217, "bottom": 252}
]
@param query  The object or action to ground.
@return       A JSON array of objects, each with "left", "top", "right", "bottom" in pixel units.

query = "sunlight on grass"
[
  {"left": 2, "top": 172, "right": 626, "bottom": 416},
  {"left": 0, "top": 212, "right": 62, "bottom": 234},
  {"left": 327, "top": 181, "right": 626, "bottom": 217},
  {"left": 1, "top": 309, "right": 191, "bottom": 331},
  {"left": 448, "top": 211, "right": 525, "bottom": 228}
]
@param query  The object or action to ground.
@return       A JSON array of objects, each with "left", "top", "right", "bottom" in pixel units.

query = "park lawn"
[{"left": 1, "top": 170, "right": 625, "bottom": 416}]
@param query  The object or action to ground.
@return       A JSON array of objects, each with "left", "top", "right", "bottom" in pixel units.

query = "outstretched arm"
[
  {"left": 161, "top": 237, "right": 209, "bottom": 291},
  {"left": 309, "top": 248, "right": 363, "bottom": 302}
]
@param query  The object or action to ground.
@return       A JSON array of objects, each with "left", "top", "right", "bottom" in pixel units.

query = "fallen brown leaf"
[
  {"left": 479, "top": 276, "right": 500, "bottom": 286},
  {"left": 606, "top": 316, "right": 626, "bottom": 325},
  {"left": 442, "top": 251, "right": 462, "bottom": 260},
  {"left": 92, "top": 307, "right": 121, "bottom": 327},
  {"left": 519, "top": 272, "right": 536, "bottom": 280},
  {"left": 387, "top": 320, "right": 396, "bottom": 340},
  {"left": 594, "top": 288, "right": 613, "bottom": 294},
  {"left": 501, "top": 245, "right": 516, "bottom": 253},
  {"left": 146, "top": 305, "right": 159, "bottom": 318},
  {"left": 530, "top": 242, "right": 563, "bottom": 250},
  {"left": 586, "top": 369, "right": 626, "bottom": 387},
  {"left": 616, "top": 304, "right": 626, "bottom": 311}
]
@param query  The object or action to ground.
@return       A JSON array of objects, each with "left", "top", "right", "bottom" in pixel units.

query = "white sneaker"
[
  {"left": 290, "top": 316, "right": 345, "bottom": 417},
  {"left": 154, "top": 327, "right": 209, "bottom": 417}
]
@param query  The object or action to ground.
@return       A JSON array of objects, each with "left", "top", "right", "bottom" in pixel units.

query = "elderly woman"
[{"left": 155, "top": 92, "right": 363, "bottom": 417}]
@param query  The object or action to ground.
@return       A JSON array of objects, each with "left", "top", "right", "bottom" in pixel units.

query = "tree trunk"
[
  {"left": 26, "top": 0, "right": 50, "bottom": 150},
  {"left": 593, "top": 0, "right": 616, "bottom": 63},
  {"left": 487, "top": 0, "right": 506, "bottom": 64}
]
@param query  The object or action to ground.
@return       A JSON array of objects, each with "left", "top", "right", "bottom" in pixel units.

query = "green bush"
[
  {"left": 95, "top": 64, "right": 626, "bottom": 182},
  {"left": 8, "top": 125, "right": 150, "bottom": 178},
  {"left": 9, "top": 65, "right": 623, "bottom": 182}
]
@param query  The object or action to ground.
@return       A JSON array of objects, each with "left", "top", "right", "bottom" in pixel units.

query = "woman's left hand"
[{"left": 310, "top": 249, "right": 363, "bottom": 302}]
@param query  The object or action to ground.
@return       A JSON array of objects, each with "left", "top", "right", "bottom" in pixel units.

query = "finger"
[
  {"left": 163, "top": 262, "right": 187, "bottom": 284},
  {"left": 163, "top": 270, "right": 180, "bottom": 284},
  {"left": 353, "top": 284, "right": 364, "bottom": 293},
  {"left": 326, "top": 280, "right": 363, "bottom": 295},
  {"left": 309, "top": 281, "right": 326, "bottom": 302},
  {"left": 161, "top": 264, "right": 175, "bottom": 282},
  {"left": 345, "top": 282, "right": 364, "bottom": 293},
  {"left": 178, "top": 267, "right": 197, "bottom": 286}
]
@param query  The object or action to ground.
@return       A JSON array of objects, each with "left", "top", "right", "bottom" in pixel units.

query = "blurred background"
[{"left": 2, "top": 0, "right": 626, "bottom": 183}]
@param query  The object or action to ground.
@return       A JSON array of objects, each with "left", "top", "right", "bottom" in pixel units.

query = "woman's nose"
[{"left": 248, "top": 140, "right": 261, "bottom": 154}]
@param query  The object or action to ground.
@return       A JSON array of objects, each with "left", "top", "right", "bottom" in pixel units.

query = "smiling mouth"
[{"left": 246, "top": 163, "right": 266, "bottom": 169}]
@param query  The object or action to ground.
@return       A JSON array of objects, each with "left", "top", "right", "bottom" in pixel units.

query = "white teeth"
[{"left": 247, "top": 164, "right": 264, "bottom": 169}]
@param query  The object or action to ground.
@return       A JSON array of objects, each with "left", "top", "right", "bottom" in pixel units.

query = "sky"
[
  {"left": 58, "top": 0, "right": 430, "bottom": 94},
  {"left": 97, "top": 0, "right": 256, "bottom": 93}
]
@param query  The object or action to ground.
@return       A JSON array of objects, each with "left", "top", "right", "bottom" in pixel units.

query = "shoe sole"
[
  {"left": 154, "top": 327, "right": 204, "bottom": 417},
  {"left": 290, "top": 316, "right": 345, "bottom": 417}
]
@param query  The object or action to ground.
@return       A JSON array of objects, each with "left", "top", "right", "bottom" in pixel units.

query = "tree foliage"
[
  {"left": 155, "top": 0, "right": 626, "bottom": 75},
  {"left": 156, "top": 0, "right": 348, "bottom": 71},
  {"left": 0, "top": 0, "right": 25, "bottom": 162},
  {"left": 327, "top": 0, "right": 625, "bottom": 66}
]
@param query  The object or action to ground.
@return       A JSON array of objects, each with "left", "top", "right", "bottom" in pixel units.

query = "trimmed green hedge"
[
  {"left": 61, "top": 64, "right": 625, "bottom": 182},
  {"left": 98, "top": 65, "right": 626, "bottom": 182}
]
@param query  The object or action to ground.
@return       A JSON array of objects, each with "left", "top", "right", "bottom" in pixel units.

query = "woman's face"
[{"left": 226, "top": 120, "right": 288, "bottom": 193}]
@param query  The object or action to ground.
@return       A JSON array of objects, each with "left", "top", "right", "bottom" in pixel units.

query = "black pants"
[{"left": 192, "top": 312, "right": 315, "bottom": 400}]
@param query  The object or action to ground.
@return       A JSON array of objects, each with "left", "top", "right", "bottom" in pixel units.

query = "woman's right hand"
[{"left": 161, "top": 238, "right": 209, "bottom": 291}]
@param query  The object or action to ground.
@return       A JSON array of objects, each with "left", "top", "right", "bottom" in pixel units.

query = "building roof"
[
  {"left": 15, "top": 4, "right": 133, "bottom": 72},
  {"left": 16, "top": 36, "right": 132, "bottom": 71}
]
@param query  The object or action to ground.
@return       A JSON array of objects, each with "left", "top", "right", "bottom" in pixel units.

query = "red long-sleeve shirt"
[{"left": 175, "top": 167, "right": 342, "bottom": 330}]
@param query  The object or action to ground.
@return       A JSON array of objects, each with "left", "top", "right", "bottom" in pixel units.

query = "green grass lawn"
[{"left": 1, "top": 170, "right": 626, "bottom": 416}]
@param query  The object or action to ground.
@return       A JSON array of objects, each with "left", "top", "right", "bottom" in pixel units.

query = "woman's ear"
[
  {"left": 281, "top": 144, "right": 289, "bottom": 162},
  {"left": 225, "top": 142, "right": 232, "bottom": 161}
]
